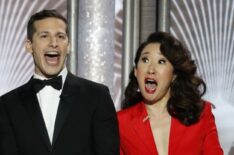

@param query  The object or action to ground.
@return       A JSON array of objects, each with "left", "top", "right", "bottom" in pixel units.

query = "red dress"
[{"left": 117, "top": 101, "right": 223, "bottom": 155}]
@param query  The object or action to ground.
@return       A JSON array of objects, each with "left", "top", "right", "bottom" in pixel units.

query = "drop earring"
[
  {"left": 172, "top": 75, "right": 176, "bottom": 83},
  {"left": 136, "top": 88, "right": 140, "bottom": 92}
]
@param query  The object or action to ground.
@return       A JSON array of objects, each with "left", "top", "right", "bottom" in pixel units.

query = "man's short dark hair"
[{"left": 27, "top": 9, "right": 69, "bottom": 42}]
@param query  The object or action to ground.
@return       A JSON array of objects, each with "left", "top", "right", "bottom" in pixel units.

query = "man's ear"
[
  {"left": 66, "top": 42, "right": 71, "bottom": 54},
  {"left": 25, "top": 39, "right": 33, "bottom": 53}
]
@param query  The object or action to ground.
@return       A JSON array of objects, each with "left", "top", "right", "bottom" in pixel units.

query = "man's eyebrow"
[
  {"left": 57, "top": 32, "right": 66, "bottom": 35},
  {"left": 36, "top": 31, "right": 49, "bottom": 35}
]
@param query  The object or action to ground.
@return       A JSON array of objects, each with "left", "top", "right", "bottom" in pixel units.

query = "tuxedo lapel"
[
  {"left": 52, "top": 73, "right": 79, "bottom": 146},
  {"left": 168, "top": 118, "right": 187, "bottom": 155},
  {"left": 20, "top": 79, "right": 52, "bottom": 151},
  {"left": 132, "top": 103, "right": 158, "bottom": 155}
]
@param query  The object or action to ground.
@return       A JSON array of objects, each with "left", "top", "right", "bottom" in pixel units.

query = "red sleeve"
[
  {"left": 203, "top": 103, "right": 223, "bottom": 155},
  {"left": 120, "top": 146, "right": 124, "bottom": 155}
]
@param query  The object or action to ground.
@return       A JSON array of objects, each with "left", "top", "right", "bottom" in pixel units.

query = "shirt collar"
[{"left": 33, "top": 67, "right": 68, "bottom": 86}]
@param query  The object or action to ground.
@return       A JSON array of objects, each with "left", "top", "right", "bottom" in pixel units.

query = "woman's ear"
[
  {"left": 25, "top": 39, "right": 33, "bottom": 53},
  {"left": 134, "top": 66, "right": 137, "bottom": 77}
]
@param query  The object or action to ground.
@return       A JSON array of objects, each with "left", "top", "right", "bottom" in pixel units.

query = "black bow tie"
[{"left": 32, "top": 76, "right": 62, "bottom": 93}]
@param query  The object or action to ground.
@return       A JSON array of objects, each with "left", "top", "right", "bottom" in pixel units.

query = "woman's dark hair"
[
  {"left": 27, "top": 9, "right": 69, "bottom": 42},
  {"left": 122, "top": 32, "right": 206, "bottom": 126}
]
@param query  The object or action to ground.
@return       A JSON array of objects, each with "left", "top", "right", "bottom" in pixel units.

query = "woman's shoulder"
[
  {"left": 202, "top": 100, "right": 213, "bottom": 112},
  {"left": 200, "top": 100, "right": 215, "bottom": 119},
  {"left": 117, "top": 102, "right": 144, "bottom": 122},
  {"left": 117, "top": 102, "right": 141, "bottom": 116}
]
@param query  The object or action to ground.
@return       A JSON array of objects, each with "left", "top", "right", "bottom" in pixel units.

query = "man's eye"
[
  {"left": 57, "top": 33, "right": 67, "bottom": 39},
  {"left": 40, "top": 35, "right": 47, "bottom": 38},
  {"left": 58, "top": 35, "right": 66, "bottom": 39}
]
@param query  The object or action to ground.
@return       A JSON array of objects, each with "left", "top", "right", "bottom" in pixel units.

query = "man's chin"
[{"left": 43, "top": 70, "right": 63, "bottom": 78}]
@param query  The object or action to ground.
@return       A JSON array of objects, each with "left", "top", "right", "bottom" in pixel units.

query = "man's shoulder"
[
  {"left": 0, "top": 82, "right": 29, "bottom": 100},
  {"left": 67, "top": 73, "right": 108, "bottom": 91}
]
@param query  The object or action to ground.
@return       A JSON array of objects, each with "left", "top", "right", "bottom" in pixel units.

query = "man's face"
[{"left": 25, "top": 17, "right": 70, "bottom": 78}]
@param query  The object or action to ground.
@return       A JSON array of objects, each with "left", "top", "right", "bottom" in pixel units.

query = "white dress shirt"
[{"left": 34, "top": 67, "right": 67, "bottom": 143}]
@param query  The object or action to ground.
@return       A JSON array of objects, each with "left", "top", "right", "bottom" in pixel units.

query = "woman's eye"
[
  {"left": 158, "top": 59, "right": 166, "bottom": 64},
  {"left": 141, "top": 57, "right": 149, "bottom": 63}
]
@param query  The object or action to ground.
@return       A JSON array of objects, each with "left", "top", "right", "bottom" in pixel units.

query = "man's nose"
[{"left": 49, "top": 37, "right": 58, "bottom": 47}]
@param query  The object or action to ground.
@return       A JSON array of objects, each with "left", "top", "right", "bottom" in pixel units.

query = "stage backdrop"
[{"left": 170, "top": 0, "right": 234, "bottom": 154}]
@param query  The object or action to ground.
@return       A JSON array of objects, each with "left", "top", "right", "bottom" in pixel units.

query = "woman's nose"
[{"left": 147, "top": 63, "right": 156, "bottom": 74}]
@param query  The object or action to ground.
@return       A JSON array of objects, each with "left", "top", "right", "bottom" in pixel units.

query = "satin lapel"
[
  {"left": 168, "top": 118, "right": 187, "bottom": 155},
  {"left": 132, "top": 103, "right": 158, "bottom": 155},
  {"left": 20, "top": 79, "right": 51, "bottom": 151},
  {"left": 52, "top": 73, "right": 78, "bottom": 145}
]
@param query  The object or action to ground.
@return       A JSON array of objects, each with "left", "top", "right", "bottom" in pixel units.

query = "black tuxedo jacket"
[{"left": 0, "top": 72, "right": 119, "bottom": 155}]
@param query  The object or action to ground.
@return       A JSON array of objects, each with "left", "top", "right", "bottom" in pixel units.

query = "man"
[{"left": 0, "top": 10, "right": 119, "bottom": 155}]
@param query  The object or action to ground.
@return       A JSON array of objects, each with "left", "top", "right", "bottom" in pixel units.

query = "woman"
[{"left": 118, "top": 32, "right": 223, "bottom": 155}]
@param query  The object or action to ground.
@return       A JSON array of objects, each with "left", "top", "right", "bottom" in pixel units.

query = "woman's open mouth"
[{"left": 145, "top": 78, "right": 157, "bottom": 94}]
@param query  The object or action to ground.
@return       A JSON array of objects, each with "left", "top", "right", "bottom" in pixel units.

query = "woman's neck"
[{"left": 144, "top": 95, "right": 170, "bottom": 119}]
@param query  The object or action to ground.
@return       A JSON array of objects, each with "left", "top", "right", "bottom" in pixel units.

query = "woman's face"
[{"left": 134, "top": 43, "right": 175, "bottom": 104}]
